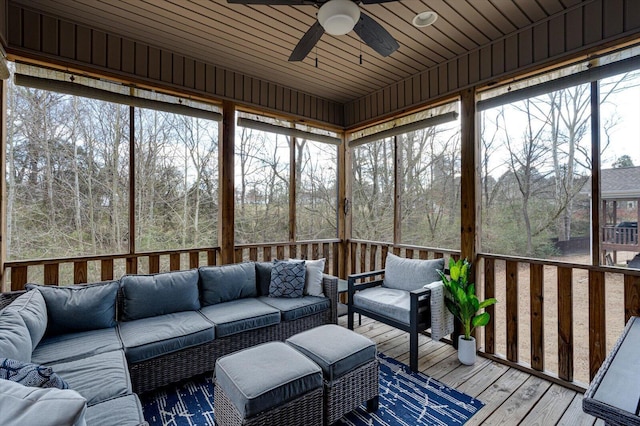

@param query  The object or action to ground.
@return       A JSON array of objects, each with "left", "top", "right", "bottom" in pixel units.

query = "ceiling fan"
[{"left": 227, "top": 0, "right": 400, "bottom": 62}]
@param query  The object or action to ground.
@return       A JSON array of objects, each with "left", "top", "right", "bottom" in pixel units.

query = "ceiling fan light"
[
  {"left": 412, "top": 11, "right": 438, "bottom": 28},
  {"left": 318, "top": 0, "right": 360, "bottom": 36}
]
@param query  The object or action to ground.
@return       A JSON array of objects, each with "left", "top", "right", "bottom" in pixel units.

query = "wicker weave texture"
[
  {"left": 214, "top": 381, "right": 323, "bottom": 426},
  {"left": 1, "top": 275, "right": 339, "bottom": 396},
  {"left": 0, "top": 291, "right": 24, "bottom": 310},
  {"left": 583, "top": 317, "right": 640, "bottom": 426},
  {"left": 324, "top": 359, "right": 379, "bottom": 425}
]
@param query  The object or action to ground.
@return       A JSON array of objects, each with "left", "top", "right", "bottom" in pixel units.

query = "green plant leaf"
[
  {"left": 472, "top": 312, "right": 490, "bottom": 327},
  {"left": 450, "top": 262, "right": 461, "bottom": 281},
  {"left": 479, "top": 298, "right": 498, "bottom": 309}
]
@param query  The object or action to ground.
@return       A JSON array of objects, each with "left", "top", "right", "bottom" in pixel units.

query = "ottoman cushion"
[
  {"left": 215, "top": 341, "right": 322, "bottom": 418},
  {"left": 286, "top": 324, "right": 376, "bottom": 382}
]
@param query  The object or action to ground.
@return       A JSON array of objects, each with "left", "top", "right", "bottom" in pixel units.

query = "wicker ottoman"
[
  {"left": 214, "top": 341, "right": 323, "bottom": 426},
  {"left": 286, "top": 324, "right": 379, "bottom": 425}
]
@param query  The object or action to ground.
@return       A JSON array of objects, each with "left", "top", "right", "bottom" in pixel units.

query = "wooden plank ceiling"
[{"left": 13, "top": 0, "right": 580, "bottom": 104}]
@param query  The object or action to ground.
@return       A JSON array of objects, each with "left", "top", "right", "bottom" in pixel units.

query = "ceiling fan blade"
[
  {"left": 289, "top": 21, "right": 325, "bottom": 61},
  {"left": 227, "top": 0, "right": 315, "bottom": 5},
  {"left": 353, "top": 12, "right": 399, "bottom": 57}
]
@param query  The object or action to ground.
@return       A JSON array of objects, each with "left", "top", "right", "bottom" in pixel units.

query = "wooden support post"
[
  {"left": 460, "top": 88, "right": 479, "bottom": 264},
  {"left": 506, "top": 260, "right": 519, "bottom": 362},
  {"left": 128, "top": 105, "right": 136, "bottom": 266},
  {"left": 591, "top": 81, "right": 602, "bottom": 266},
  {"left": 289, "top": 135, "right": 296, "bottom": 242},
  {"left": 393, "top": 135, "right": 401, "bottom": 244},
  {"left": 338, "top": 134, "right": 350, "bottom": 279},
  {"left": 459, "top": 88, "right": 479, "bottom": 345},
  {"left": 219, "top": 101, "right": 235, "bottom": 264}
]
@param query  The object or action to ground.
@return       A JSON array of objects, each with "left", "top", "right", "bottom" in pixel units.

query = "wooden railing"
[
  {"left": 347, "top": 239, "right": 459, "bottom": 275},
  {"left": 602, "top": 225, "right": 639, "bottom": 247},
  {"left": 234, "top": 239, "right": 341, "bottom": 277},
  {"left": 6, "top": 237, "right": 640, "bottom": 393},
  {"left": 478, "top": 253, "right": 640, "bottom": 391},
  {"left": 4, "top": 239, "right": 340, "bottom": 291},
  {"left": 346, "top": 240, "right": 640, "bottom": 392}
]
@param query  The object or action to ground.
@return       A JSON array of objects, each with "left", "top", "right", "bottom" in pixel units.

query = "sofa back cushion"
[
  {"left": 120, "top": 269, "right": 200, "bottom": 321},
  {"left": 382, "top": 253, "right": 444, "bottom": 291},
  {"left": 199, "top": 262, "right": 257, "bottom": 306},
  {"left": 255, "top": 262, "right": 273, "bottom": 296},
  {"left": 0, "top": 309, "right": 32, "bottom": 362},
  {"left": 3, "top": 290, "right": 48, "bottom": 349},
  {"left": 25, "top": 282, "right": 119, "bottom": 335}
]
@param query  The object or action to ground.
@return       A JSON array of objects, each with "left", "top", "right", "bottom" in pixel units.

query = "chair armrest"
[
  {"left": 348, "top": 269, "right": 386, "bottom": 281},
  {"left": 322, "top": 274, "right": 339, "bottom": 324},
  {"left": 410, "top": 287, "right": 431, "bottom": 304},
  {"left": 410, "top": 287, "right": 432, "bottom": 325}
]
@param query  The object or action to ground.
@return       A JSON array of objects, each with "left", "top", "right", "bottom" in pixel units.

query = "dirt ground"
[{"left": 476, "top": 251, "right": 638, "bottom": 385}]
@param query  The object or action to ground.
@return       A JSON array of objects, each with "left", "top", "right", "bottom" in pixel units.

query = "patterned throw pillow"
[
  {"left": 269, "top": 260, "right": 306, "bottom": 298},
  {"left": 0, "top": 358, "right": 69, "bottom": 389}
]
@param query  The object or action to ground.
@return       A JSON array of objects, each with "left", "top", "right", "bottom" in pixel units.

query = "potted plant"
[{"left": 439, "top": 258, "right": 497, "bottom": 365}]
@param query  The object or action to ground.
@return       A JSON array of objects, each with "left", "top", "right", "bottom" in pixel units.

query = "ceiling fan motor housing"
[{"left": 318, "top": 0, "right": 361, "bottom": 35}]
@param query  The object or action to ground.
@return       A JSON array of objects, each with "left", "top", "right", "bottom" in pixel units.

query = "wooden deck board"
[{"left": 338, "top": 316, "right": 601, "bottom": 425}]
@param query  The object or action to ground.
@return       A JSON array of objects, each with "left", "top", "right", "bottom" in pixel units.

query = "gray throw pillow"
[
  {"left": 120, "top": 269, "right": 200, "bottom": 321},
  {"left": 382, "top": 253, "right": 444, "bottom": 291},
  {"left": 290, "top": 258, "right": 325, "bottom": 297},
  {"left": 269, "top": 260, "right": 306, "bottom": 298},
  {"left": 0, "top": 358, "right": 69, "bottom": 389},
  {"left": 3, "top": 289, "right": 48, "bottom": 349},
  {"left": 199, "top": 262, "right": 257, "bottom": 305},
  {"left": 26, "top": 281, "right": 119, "bottom": 335}
]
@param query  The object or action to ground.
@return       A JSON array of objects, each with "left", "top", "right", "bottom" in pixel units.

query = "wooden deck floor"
[{"left": 338, "top": 315, "right": 603, "bottom": 426}]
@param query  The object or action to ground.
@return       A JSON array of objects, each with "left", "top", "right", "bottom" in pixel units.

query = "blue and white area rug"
[{"left": 141, "top": 353, "right": 484, "bottom": 426}]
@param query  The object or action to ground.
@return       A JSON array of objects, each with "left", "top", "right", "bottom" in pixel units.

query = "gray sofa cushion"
[
  {"left": 0, "top": 358, "right": 69, "bottom": 389},
  {"left": 118, "top": 311, "right": 215, "bottom": 364},
  {"left": 255, "top": 262, "right": 273, "bottom": 296},
  {"left": 0, "top": 308, "right": 32, "bottom": 363},
  {"left": 215, "top": 341, "right": 322, "bottom": 418},
  {"left": 0, "top": 379, "right": 87, "bottom": 426},
  {"left": 269, "top": 260, "right": 306, "bottom": 298},
  {"left": 49, "top": 350, "right": 131, "bottom": 407},
  {"left": 258, "top": 295, "right": 330, "bottom": 321},
  {"left": 85, "top": 394, "right": 145, "bottom": 426},
  {"left": 286, "top": 324, "right": 377, "bottom": 382},
  {"left": 199, "top": 298, "right": 280, "bottom": 337},
  {"left": 25, "top": 282, "right": 118, "bottom": 335},
  {"left": 3, "top": 290, "right": 48, "bottom": 349},
  {"left": 199, "top": 262, "right": 257, "bottom": 306},
  {"left": 353, "top": 286, "right": 410, "bottom": 324},
  {"left": 31, "top": 328, "right": 123, "bottom": 365},
  {"left": 120, "top": 269, "right": 200, "bottom": 321},
  {"left": 382, "top": 253, "right": 444, "bottom": 291}
]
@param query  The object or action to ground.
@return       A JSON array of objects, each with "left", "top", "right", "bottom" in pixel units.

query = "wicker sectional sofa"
[{"left": 0, "top": 261, "right": 338, "bottom": 426}]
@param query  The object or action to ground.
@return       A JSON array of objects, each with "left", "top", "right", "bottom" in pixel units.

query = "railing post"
[{"left": 589, "top": 270, "right": 606, "bottom": 380}]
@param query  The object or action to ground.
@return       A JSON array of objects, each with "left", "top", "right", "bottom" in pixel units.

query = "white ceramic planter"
[{"left": 458, "top": 335, "right": 477, "bottom": 365}]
